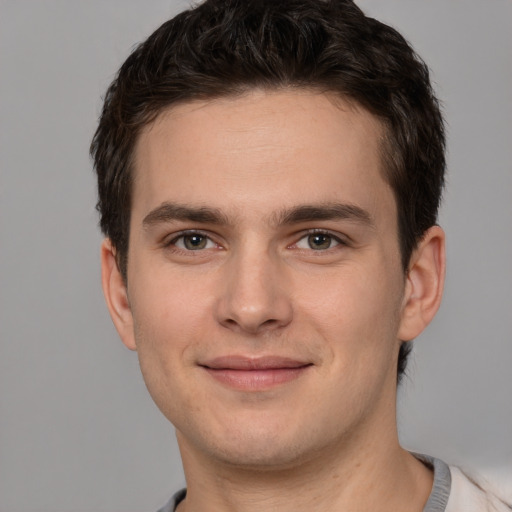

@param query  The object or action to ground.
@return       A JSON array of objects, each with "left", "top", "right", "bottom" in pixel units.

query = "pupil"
[
  {"left": 185, "top": 235, "right": 206, "bottom": 250},
  {"left": 308, "top": 234, "right": 331, "bottom": 250}
]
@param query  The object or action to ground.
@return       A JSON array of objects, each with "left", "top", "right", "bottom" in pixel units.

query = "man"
[{"left": 91, "top": 1, "right": 510, "bottom": 510}]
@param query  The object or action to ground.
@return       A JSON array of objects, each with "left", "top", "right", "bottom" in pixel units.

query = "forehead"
[{"left": 132, "top": 89, "right": 393, "bottom": 223}]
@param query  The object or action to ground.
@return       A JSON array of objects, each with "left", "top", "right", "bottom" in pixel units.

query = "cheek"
[
  {"left": 128, "top": 274, "right": 210, "bottom": 422},
  {"left": 295, "top": 263, "right": 403, "bottom": 360},
  {"left": 128, "top": 268, "right": 214, "bottom": 370}
]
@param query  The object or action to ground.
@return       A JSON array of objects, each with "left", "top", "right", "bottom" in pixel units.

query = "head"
[{"left": 92, "top": 0, "right": 445, "bottom": 421}]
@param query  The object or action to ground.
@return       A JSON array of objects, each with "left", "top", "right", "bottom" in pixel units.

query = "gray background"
[{"left": 1, "top": 1, "right": 511, "bottom": 511}]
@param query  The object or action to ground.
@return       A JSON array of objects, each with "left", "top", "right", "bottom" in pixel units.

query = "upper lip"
[{"left": 200, "top": 356, "right": 312, "bottom": 370}]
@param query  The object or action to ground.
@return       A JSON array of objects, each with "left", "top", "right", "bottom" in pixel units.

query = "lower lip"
[{"left": 203, "top": 367, "right": 311, "bottom": 391}]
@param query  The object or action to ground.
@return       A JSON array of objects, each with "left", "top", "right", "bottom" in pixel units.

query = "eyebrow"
[
  {"left": 276, "top": 203, "right": 374, "bottom": 227},
  {"left": 142, "top": 201, "right": 373, "bottom": 229},
  {"left": 143, "top": 203, "right": 230, "bottom": 227}
]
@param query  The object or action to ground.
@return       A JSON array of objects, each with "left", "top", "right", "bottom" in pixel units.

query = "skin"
[{"left": 102, "top": 90, "right": 445, "bottom": 511}]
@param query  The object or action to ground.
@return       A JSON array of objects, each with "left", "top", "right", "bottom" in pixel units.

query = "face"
[{"left": 104, "top": 90, "right": 434, "bottom": 470}]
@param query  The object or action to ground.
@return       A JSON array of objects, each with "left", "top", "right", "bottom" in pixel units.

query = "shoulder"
[
  {"left": 414, "top": 453, "right": 511, "bottom": 512},
  {"left": 446, "top": 466, "right": 511, "bottom": 512}
]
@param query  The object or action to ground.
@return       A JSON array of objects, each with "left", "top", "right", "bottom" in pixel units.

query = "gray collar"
[{"left": 414, "top": 453, "right": 452, "bottom": 512}]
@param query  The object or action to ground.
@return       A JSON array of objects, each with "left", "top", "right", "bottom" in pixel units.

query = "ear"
[
  {"left": 398, "top": 226, "right": 446, "bottom": 341},
  {"left": 100, "top": 239, "right": 137, "bottom": 351}
]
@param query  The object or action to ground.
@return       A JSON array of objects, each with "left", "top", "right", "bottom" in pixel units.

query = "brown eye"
[
  {"left": 307, "top": 233, "right": 334, "bottom": 250},
  {"left": 171, "top": 233, "right": 215, "bottom": 251},
  {"left": 295, "top": 232, "right": 342, "bottom": 251},
  {"left": 183, "top": 234, "right": 208, "bottom": 250}
]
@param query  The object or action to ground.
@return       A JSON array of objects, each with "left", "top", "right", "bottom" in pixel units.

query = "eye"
[
  {"left": 171, "top": 232, "right": 216, "bottom": 251},
  {"left": 295, "top": 232, "right": 341, "bottom": 251}
]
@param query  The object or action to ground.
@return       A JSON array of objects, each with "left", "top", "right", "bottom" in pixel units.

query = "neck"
[{"left": 175, "top": 398, "right": 433, "bottom": 512}]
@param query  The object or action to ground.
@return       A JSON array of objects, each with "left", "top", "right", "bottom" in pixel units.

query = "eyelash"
[
  {"left": 292, "top": 229, "right": 347, "bottom": 252},
  {"left": 164, "top": 230, "right": 219, "bottom": 252},
  {"left": 163, "top": 229, "right": 348, "bottom": 253}
]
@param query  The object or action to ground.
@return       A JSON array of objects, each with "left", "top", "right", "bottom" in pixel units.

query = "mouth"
[{"left": 199, "top": 356, "right": 313, "bottom": 391}]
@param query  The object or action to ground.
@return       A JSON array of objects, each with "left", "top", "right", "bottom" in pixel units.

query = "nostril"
[{"left": 220, "top": 315, "right": 287, "bottom": 335}]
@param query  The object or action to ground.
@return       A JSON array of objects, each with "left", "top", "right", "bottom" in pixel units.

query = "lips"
[{"left": 199, "top": 356, "right": 312, "bottom": 391}]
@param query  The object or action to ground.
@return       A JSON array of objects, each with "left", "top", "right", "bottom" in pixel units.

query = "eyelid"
[
  {"left": 163, "top": 229, "right": 220, "bottom": 249},
  {"left": 291, "top": 229, "right": 349, "bottom": 250}
]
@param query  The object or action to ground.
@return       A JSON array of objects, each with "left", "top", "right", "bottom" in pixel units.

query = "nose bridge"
[{"left": 216, "top": 237, "right": 292, "bottom": 333}]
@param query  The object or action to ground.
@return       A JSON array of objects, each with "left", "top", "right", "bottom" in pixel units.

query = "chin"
[
  {"left": 179, "top": 415, "right": 336, "bottom": 472},
  {"left": 208, "top": 440, "right": 312, "bottom": 471}
]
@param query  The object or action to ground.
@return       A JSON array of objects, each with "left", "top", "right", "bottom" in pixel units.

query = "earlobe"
[
  {"left": 398, "top": 226, "right": 446, "bottom": 341},
  {"left": 100, "top": 239, "right": 137, "bottom": 351}
]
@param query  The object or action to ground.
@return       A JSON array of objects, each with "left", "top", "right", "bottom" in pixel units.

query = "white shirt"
[{"left": 445, "top": 465, "right": 511, "bottom": 512}]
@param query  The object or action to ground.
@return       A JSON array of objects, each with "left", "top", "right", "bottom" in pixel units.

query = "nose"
[{"left": 215, "top": 246, "right": 293, "bottom": 335}]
